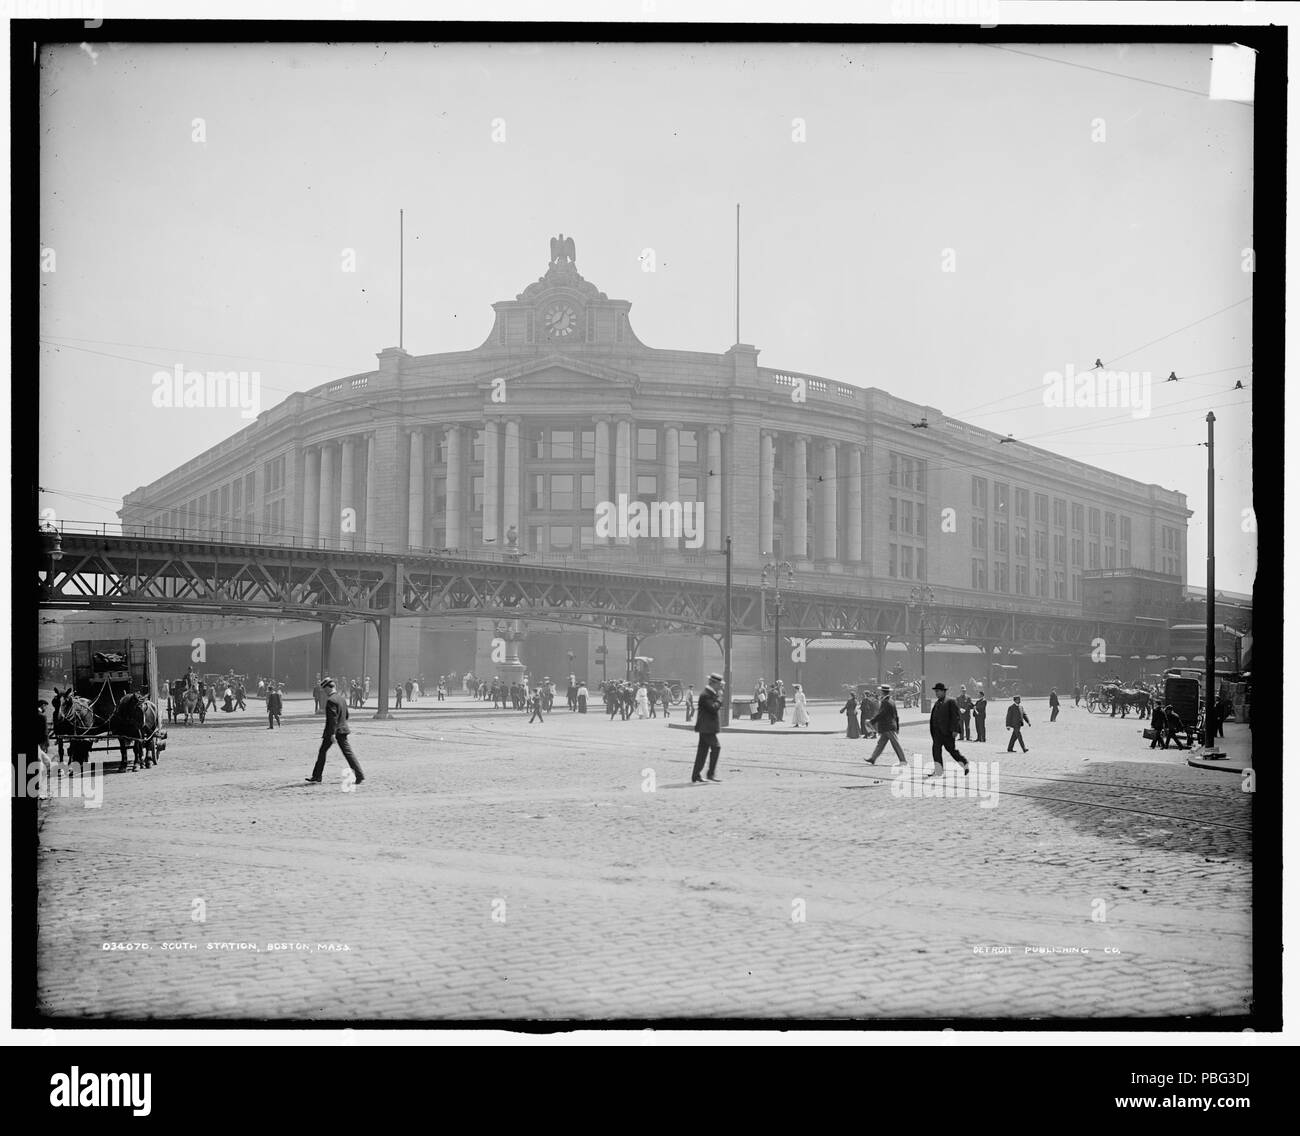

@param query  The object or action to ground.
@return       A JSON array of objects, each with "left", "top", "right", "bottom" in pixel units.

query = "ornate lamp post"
[
  {"left": 760, "top": 560, "right": 795, "bottom": 688},
  {"left": 908, "top": 585, "right": 936, "bottom": 712}
]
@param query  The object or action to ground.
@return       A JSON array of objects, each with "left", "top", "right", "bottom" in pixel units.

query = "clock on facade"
[{"left": 544, "top": 303, "right": 578, "bottom": 338}]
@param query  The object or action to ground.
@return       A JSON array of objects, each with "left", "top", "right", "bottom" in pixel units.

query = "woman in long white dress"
[
  {"left": 790, "top": 684, "right": 810, "bottom": 727},
  {"left": 635, "top": 685, "right": 650, "bottom": 719}
]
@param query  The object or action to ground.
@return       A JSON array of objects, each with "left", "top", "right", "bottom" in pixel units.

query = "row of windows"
[
  {"left": 888, "top": 453, "right": 928, "bottom": 493},
  {"left": 154, "top": 470, "right": 259, "bottom": 534},
  {"left": 972, "top": 559, "right": 1077, "bottom": 600},
  {"left": 886, "top": 543, "right": 927, "bottom": 580},
  {"left": 887, "top": 497, "right": 925, "bottom": 537},
  {"left": 972, "top": 479, "right": 1135, "bottom": 544},
  {"left": 434, "top": 427, "right": 705, "bottom": 466}
]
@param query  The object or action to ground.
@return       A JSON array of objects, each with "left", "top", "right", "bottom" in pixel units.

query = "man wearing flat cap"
[
  {"left": 306, "top": 677, "right": 365, "bottom": 786},
  {"left": 691, "top": 672, "right": 724, "bottom": 784},
  {"left": 928, "top": 682, "right": 970, "bottom": 778}
]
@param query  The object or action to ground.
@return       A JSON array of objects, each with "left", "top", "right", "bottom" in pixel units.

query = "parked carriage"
[{"left": 50, "top": 639, "right": 166, "bottom": 772}]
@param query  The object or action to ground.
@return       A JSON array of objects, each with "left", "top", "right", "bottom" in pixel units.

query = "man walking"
[
  {"left": 528, "top": 687, "right": 545, "bottom": 724},
  {"left": 1005, "top": 695, "right": 1030, "bottom": 753},
  {"left": 306, "top": 678, "right": 364, "bottom": 785},
  {"left": 1149, "top": 700, "right": 1167, "bottom": 749},
  {"left": 691, "top": 672, "right": 724, "bottom": 784},
  {"left": 973, "top": 690, "right": 988, "bottom": 742},
  {"left": 1049, "top": 688, "right": 1060, "bottom": 723},
  {"left": 928, "top": 683, "right": 970, "bottom": 777},
  {"left": 266, "top": 682, "right": 283, "bottom": 729},
  {"left": 866, "top": 684, "right": 907, "bottom": 767},
  {"left": 685, "top": 685, "right": 696, "bottom": 722},
  {"left": 1073, "top": 684, "right": 1081, "bottom": 707}
]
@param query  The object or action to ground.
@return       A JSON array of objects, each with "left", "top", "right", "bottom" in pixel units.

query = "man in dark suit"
[
  {"left": 266, "top": 682, "right": 283, "bottom": 729},
  {"left": 691, "top": 672, "right": 724, "bottom": 784},
  {"left": 956, "top": 686, "right": 974, "bottom": 740},
  {"left": 928, "top": 683, "right": 970, "bottom": 777},
  {"left": 1005, "top": 695, "right": 1030, "bottom": 753},
  {"left": 306, "top": 677, "right": 364, "bottom": 785},
  {"left": 1149, "top": 700, "right": 1167, "bottom": 749},
  {"left": 1049, "top": 688, "right": 1061, "bottom": 723},
  {"left": 973, "top": 690, "right": 988, "bottom": 741}
]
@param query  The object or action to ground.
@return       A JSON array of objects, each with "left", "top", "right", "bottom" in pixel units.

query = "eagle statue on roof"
[{"left": 549, "top": 233, "right": 576, "bottom": 266}]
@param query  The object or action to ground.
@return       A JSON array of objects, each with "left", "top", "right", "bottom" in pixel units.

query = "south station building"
[{"left": 119, "top": 239, "right": 1192, "bottom": 691}]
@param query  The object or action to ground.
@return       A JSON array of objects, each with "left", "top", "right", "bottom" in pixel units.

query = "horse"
[
  {"left": 51, "top": 686, "right": 96, "bottom": 762},
  {"left": 179, "top": 683, "right": 200, "bottom": 725},
  {"left": 1101, "top": 683, "right": 1151, "bottom": 719},
  {"left": 107, "top": 692, "right": 160, "bottom": 772}
]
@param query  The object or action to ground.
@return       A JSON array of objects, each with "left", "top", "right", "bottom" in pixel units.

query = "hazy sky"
[{"left": 38, "top": 39, "right": 1254, "bottom": 590}]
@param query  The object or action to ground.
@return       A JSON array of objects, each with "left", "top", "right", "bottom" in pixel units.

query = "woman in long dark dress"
[{"left": 841, "top": 692, "right": 861, "bottom": 738}]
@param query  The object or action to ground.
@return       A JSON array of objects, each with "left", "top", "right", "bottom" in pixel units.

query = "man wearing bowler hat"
[
  {"left": 691, "top": 672, "right": 725, "bottom": 783},
  {"left": 306, "top": 677, "right": 365, "bottom": 785},
  {"left": 928, "top": 682, "right": 970, "bottom": 778}
]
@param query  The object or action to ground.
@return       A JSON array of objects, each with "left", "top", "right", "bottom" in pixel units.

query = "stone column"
[
  {"left": 663, "top": 424, "right": 680, "bottom": 549},
  {"left": 483, "top": 419, "right": 500, "bottom": 544},
  {"left": 706, "top": 427, "right": 723, "bottom": 551},
  {"left": 445, "top": 425, "right": 462, "bottom": 550},
  {"left": 820, "top": 442, "right": 838, "bottom": 560},
  {"left": 846, "top": 444, "right": 863, "bottom": 562},
  {"left": 407, "top": 429, "right": 424, "bottom": 549},
  {"left": 503, "top": 417, "right": 521, "bottom": 538},
  {"left": 614, "top": 418, "right": 631, "bottom": 545},
  {"left": 364, "top": 434, "right": 377, "bottom": 548},
  {"left": 594, "top": 417, "right": 611, "bottom": 544},
  {"left": 759, "top": 431, "right": 774, "bottom": 556},
  {"left": 341, "top": 436, "right": 357, "bottom": 548},
  {"left": 792, "top": 436, "right": 808, "bottom": 559},
  {"left": 303, "top": 445, "right": 320, "bottom": 545},
  {"left": 318, "top": 441, "right": 336, "bottom": 548}
]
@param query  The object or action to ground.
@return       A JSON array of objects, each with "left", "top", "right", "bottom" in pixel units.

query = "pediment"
[{"left": 472, "top": 354, "right": 640, "bottom": 393}]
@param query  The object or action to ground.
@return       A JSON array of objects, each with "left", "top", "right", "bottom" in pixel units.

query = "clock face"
[{"left": 544, "top": 303, "right": 578, "bottom": 338}]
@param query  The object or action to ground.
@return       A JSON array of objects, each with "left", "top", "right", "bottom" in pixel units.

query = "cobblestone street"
[{"left": 34, "top": 696, "right": 1253, "bottom": 1021}]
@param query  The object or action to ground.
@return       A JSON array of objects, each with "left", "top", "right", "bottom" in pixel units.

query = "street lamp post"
[
  {"left": 760, "top": 560, "right": 795, "bottom": 688},
  {"left": 909, "top": 585, "right": 936, "bottom": 712}
]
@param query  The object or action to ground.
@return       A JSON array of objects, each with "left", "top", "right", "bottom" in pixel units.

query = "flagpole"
[
  {"left": 399, "top": 208, "right": 405, "bottom": 350},
  {"left": 735, "top": 203, "right": 740, "bottom": 345}
]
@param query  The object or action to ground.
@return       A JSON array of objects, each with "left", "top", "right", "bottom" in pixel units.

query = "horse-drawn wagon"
[{"left": 50, "top": 639, "right": 166, "bottom": 772}]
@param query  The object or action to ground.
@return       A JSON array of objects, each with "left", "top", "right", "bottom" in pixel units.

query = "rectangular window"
[
  {"left": 889, "top": 544, "right": 898, "bottom": 577},
  {"left": 1105, "top": 511, "right": 1116, "bottom": 539},
  {"left": 889, "top": 498, "right": 897, "bottom": 532},
  {"left": 1054, "top": 570, "right": 1066, "bottom": 599},
  {"left": 472, "top": 476, "right": 484, "bottom": 512},
  {"left": 1054, "top": 533, "right": 1066, "bottom": 562},
  {"left": 232, "top": 480, "right": 242, "bottom": 515},
  {"left": 1120, "top": 546, "right": 1131, "bottom": 568},
  {"left": 550, "top": 474, "right": 575, "bottom": 511},
  {"left": 901, "top": 457, "right": 914, "bottom": 490},
  {"left": 1015, "top": 564, "right": 1027, "bottom": 594},
  {"left": 901, "top": 499, "right": 914, "bottom": 535},
  {"left": 995, "top": 562, "right": 1009, "bottom": 593},
  {"left": 219, "top": 485, "right": 230, "bottom": 523},
  {"left": 1035, "top": 493, "right": 1049, "bottom": 523},
  {"left": 915, "top": 505, "right": 925, "bottom": 537},
  {"left": 916, "top": 548, "right": 926, "bottom": 581},
  {"left": 531, "top": 474, "right": 545, "bottom": 510},
  {"left": 580, "top": 474, "right": 595, "bottom": 510},
  {"left": 550, "top": 525, "right": 574, "bottom": 551},
  {"left": 994, "top": 520, "right": 1008, "bottom": 553},
  {"left": 1120, "top": 515, "right": 1131, "bottom": 543},
  {"left": 1034, "top": 530, "right": 1048, "bottom": 560},
  {"left": 472, "top": 430, "right": 484, "bottom": 463},
  {"left": 532, "top": 431, "right": 545, "bottom": 460},
  {"left": 1088, "top": 542, "right": 1100, "bottom": 569},
  {"left": 901, "top": 545, "right": 913, "bottom": 578},
  {"left": 972, "top": 516, "right": 986, "bottom": 550},
  {"left": 637, "top": 427, "right": 658, "bottom": 461},
  {"left": 1015, "top": 528, "right": 1027, "bottom": 557},
  {"left": 994, "top": 482, "right": 1009, "bottom": 513},
  {"left": 890, "top": 454, "right": 899, "bottom": 487},
  {"left": 245, "top": 471, "right": 256, "bottom": 506},
  {"left": 679, "top": 430, "right": 698, "bottom": 464},
  {"left": 1072, "top": 572, "right": 1081, "bottom": 601},
  {"left": 636, "top": 475, "right": 658, "bottom": 503},
  {"left": 432, "top": 477, "right": 447, "bottom": 516},
  {"left": 1015, "top": 487, "right": 1028, "bottom": 518},
  {"left": 1089, "top": 507, "right": 1100, "bottom": 535},
  {"left": 580, "top": 525, "right": 595, "bottom": 549},
  {"left": 971, "top": 477, "right": 987, "bottom": 509},
  {"left": 264, "top": 456, "right": 284, "bottom": 494},
  {"left": 972, "top": 559, "right": 986, "bottom": 590},
  {"left": 1072, "top": 503, "right": 1084, "bottom": 531},
  {"left": 680, "top": 476, "right": 699, "bottom": 504},
  {"left": 581, "top": 430, "right": 595, "bottom": 460},
  {"left": 1036, "top": 567, "right": 1047, "bottom": 596},
  {"left": 916, "top": 459, "right": 927, "bottom": 494},
  {"left": 1053, "top": 497, "right": 1066, "bottom": 527},
  {"left": 1105, "top": 545, "right": 1115, "bottom": 569},
  {"left": 552, "top": 430, "right": 574, "bottom": 460}
]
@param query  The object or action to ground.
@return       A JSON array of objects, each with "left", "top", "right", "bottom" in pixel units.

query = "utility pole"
[
  {"left": 722, "top": 535, "right": 733, "bottom": 727},
  {"left": 1204, "top": 411, "right": 1216, "bottom": 746}
]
